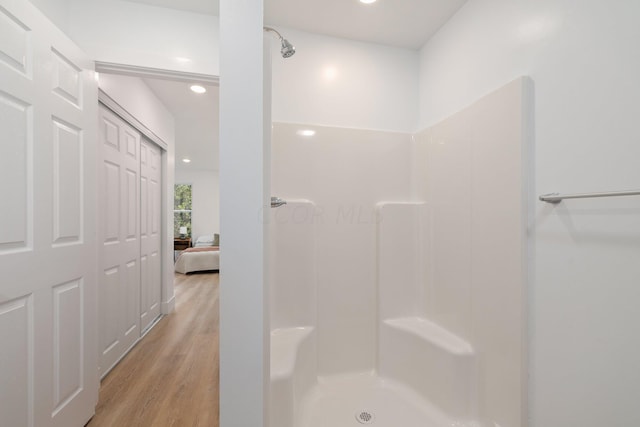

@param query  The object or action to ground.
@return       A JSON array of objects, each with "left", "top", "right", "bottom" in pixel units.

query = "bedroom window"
[{"left": 174, "top": 184, "right": 192, "bottom": 237}]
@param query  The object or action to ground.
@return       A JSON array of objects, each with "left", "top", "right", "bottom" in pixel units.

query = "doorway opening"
[{"left": 91, "top": 65, "right": 220, "bottom": 427}]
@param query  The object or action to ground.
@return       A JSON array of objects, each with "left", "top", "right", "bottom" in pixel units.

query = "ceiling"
[
  {"left": 143, "top": 78, "right": 219, "bottom": 172},
  {"left": 123, "top": 0, "right": 219, "bottom": 16},
  {"left": 123, "top": 0, "right": 468, "bottom": 49},
  {"left": 264, "top": 0, "right": 467, "bottom": 49}
]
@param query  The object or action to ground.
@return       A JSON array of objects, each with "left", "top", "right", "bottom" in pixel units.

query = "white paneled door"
[
  {"left": 97, "top": 107, "right": 141, "bottom": 377},
  {"left": 0, "top": 1, "right": 99, "bottom": 427},
  {"left": 97, "top": 105, "right": 163, "bottom": 376},
  {"left": 140, "top": 138, "right": 162, "bottom": 333}
]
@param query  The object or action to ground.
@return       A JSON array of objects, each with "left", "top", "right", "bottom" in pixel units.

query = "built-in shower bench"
[
  {"left": 271, "top": 327, "right": 314, "bottom": 380},
  {"left": 270, "top": 327, "right": 316, "bottom": 427},
  {"left": 383, "top": 317, "right": 474, "bottom": 355},
  {"left": 379, "top": 316, "right": 477, "bottom": 423}
]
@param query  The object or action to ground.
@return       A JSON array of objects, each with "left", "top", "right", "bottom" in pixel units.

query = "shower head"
[
  {"left": 280, "top": 39, "right": 295, "bottom": 58},
  {"left": 264, "top": 26, "right": 296, "bottom": 58}
]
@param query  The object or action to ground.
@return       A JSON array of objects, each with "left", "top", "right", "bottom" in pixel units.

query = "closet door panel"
[
  {"left": 140, "top": 139, "right": 162, "bottom": 333},
  {"left": 98, "top": 106, "right": 141, "bottom": 377}
]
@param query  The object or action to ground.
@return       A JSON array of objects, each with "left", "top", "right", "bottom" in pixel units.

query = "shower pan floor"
[{"left": 296, "top": 372, "right": 455, "bottom": 427}]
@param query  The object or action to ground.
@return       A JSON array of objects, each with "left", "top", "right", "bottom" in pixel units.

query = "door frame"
[{"left": 95, "top": 63, "right": 219, "bottom": 316}]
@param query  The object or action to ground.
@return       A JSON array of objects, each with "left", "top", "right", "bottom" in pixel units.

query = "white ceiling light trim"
[
  {"left": 182, "top": 158, "right": 192, "bottom": 163},
  {"left": 190, "top": 85, "right": 207, "bottom": 94},
  {"left": 297, "top": 129, "right": 316, "bottom": 137}
]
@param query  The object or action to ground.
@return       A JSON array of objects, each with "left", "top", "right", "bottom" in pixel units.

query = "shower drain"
[{"left": 355, "top": 410, "right": 375, "bottom": 424}]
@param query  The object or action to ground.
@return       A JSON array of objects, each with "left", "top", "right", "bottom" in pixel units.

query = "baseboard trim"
[{"left": 161, "top": 296, "right": 176, "bottom": 314}]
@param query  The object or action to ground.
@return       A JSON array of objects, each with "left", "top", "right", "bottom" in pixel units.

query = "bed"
[{"left": 174, "top": 234, "right": 220, "bottom": 274}]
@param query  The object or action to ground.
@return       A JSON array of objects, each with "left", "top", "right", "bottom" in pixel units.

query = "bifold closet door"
[
  {"left": 98, "top": 106, "right": 141, "bottom": 377},
  {"left": 140, "top": 139, "right": 162, "bottom": 333}
]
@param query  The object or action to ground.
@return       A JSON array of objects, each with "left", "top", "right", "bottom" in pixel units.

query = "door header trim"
[
  {"left": 95, "top": 61, "right": 220, "bottom": 86},
  {"left": 98, "top": 89, "right": 169, "bottom": 151}
]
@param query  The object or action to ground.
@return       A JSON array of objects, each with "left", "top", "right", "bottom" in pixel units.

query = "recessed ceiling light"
[
  {"left": 182, "top": 158, "right": 191, "bottom": 163},
  {"left": 190, "top": 85, "right": 206, "bottom": 94},
  {"left": 297, "top": 129, "right": 316, "bottom": 137},
  {"left": 360, "top": 0, "right": 377, "bottom": 4},
  {"left": 175, "top": 57, "right": 192, "bottom": 63}
]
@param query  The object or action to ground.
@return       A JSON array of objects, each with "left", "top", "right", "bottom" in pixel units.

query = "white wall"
[
  {"left": 27, "top": 0, "right": 70, "bottom": 32},
  {"left": 419, "top": 1, "right": 640, "bottom": 426},
  {"left": 99, "top": 74, "right": 175, "bottom": 145},
  {"left": 271, "top": 27, "right": 419, "bottom": 133},
  {"left": 67, "top": 0, "right": 220, "bottom": 76},
  {"left": 175, "top": 169, "right": 220, "bottom": 240}
]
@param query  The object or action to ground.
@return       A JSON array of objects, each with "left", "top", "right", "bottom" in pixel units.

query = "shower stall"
[{"left": 269, "top": 78, "right": 532, "bottom": 427}]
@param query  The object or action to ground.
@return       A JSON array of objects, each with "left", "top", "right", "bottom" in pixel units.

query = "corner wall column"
[{"left": 219, "top": 0, "right": 270, "bottom": 426}]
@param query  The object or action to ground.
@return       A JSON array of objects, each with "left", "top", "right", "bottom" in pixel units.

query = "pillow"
[
  {"left": 194, "top": 234, "right": 215, "bottom": 247},
  {"left": 213, "top": 233, "right": 220, "bottom": 246}
]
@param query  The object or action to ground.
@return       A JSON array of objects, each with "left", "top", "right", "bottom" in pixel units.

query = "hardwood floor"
[{"left": 87, "top": 272, "right": 219, "bottom": 427}]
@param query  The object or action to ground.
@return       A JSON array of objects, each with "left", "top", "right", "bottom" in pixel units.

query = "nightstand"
[
  {"left": 174, "top": 238, "right": 191, "bottom": 261},
  {"left": 174, "top": 237, "right": 191, "bottom": 251}
]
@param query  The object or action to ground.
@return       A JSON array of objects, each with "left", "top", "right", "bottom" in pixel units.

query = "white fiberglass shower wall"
[{"left": 268, "top": 28, "right": 531, "bottom": 427}]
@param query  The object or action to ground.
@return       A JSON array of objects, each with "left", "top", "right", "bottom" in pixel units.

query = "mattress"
[{"left": 175, "top": 247, "right": 220, "bottom": 274}]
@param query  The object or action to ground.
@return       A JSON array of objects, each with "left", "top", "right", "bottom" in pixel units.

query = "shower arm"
[{"left": 263, "top": 26, "right": 284, "bottom": 42}]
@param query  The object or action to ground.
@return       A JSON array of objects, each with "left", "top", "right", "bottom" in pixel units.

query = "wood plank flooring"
[{"left": 86, "top": 272, "right": 219, "bottom": 427}]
